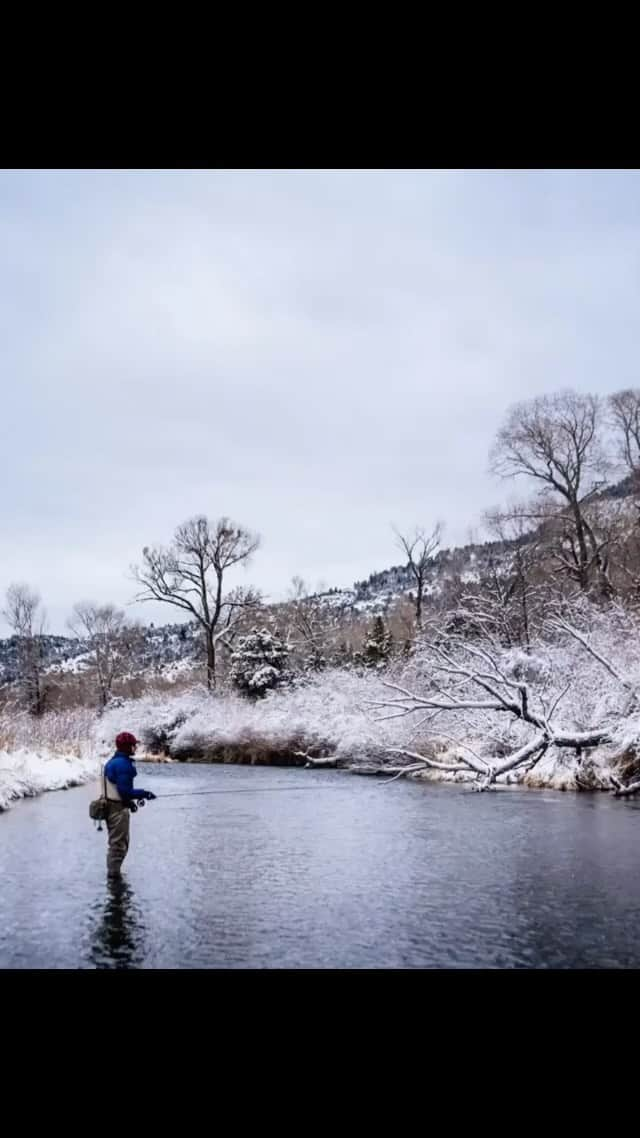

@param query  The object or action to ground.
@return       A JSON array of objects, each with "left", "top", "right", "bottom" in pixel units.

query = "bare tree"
[
  {"left": 68, "top": 602, "right": 137, "bottom": 708},
  {"left": 392, "top": 522, "right": 442, "bottom": 629},
  {"left": 3, "top": 583, "right": 47, "bottom": 714},
  {"left": 609, "top": 388, "right": 640, "bottom": 479},
  {"left": 482, "top": 503, "right": 548, "bottom": 650},
  {"left": 132, "top": 516, "right": 261, "bottom": 690},
  {"left": 281, "top": 576, "right": 337, "bottom": 672},
  {"left": 490, "top": 391, "right": 611, "bottom": 593}
]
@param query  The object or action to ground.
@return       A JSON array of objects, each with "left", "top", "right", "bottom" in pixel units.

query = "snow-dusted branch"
[
  {"left": 371, "top": 606, "right": 626, "bottom": 789},
  {"left": 385, "top": 747, "right": 483, "bottom": 774},
  {"left": 547, "top": 614, "right": 637, "bottom": 703},
  {"left": 609, "top": 773, "right": 640, "bottom": 797}
]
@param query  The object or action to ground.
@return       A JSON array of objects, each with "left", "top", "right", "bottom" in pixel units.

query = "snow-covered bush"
[{"left": 92, "top": 668, "right": 400, "bottom": 765}]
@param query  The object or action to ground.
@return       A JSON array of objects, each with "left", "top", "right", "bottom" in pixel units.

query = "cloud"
[{"left": 2, "top": 170, "right": 640, "bottom": 632}]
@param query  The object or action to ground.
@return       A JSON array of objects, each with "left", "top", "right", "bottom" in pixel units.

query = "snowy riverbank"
[
  {"left": 0, "top": 747, "right": 99, "bottom": 811},
  {"left": 2, "top": 624, "right": 640, "bottom": 811}
]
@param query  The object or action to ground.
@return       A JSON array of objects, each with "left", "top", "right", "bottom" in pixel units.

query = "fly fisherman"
[{"left": 103, "top": 732, "right": 156, "bottom": 879}]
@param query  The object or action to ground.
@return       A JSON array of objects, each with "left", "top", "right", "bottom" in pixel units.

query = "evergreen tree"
[
  {"left": 363, "top": 615, "right": 393, "bottom": 668},
  {"left": 230, "top": 627, "right": 290, "bottom": 699}
]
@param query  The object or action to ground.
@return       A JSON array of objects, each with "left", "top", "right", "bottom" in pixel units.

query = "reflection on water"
[{"left": 90, "top": 878, "right": 146, "bottom": 969}]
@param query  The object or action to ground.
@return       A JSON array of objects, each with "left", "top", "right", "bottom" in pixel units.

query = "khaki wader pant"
[{"left": 106, "top": 802, "right": 130, "bottom": 877}]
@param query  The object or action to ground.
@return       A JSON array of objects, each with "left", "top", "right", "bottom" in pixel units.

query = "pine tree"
[
  {"left": 230, "top": 627, "right": 290, "bottom": 699},
  {"left": 363, "top": 615, "right": 393, "bottom": 668}
]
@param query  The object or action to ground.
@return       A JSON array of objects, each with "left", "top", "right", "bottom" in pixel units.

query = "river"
[{"left": 1, "top": 761, "right": 639, "bottom": 967}]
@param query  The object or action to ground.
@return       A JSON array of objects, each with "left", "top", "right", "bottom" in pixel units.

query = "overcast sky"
[{"left": 2, "top": 169, "right": 640, "bottom": 635}]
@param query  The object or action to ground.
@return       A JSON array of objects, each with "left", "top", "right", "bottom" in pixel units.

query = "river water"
[{"left": 1, "top": 761, "right": 639, "bottom": 968}]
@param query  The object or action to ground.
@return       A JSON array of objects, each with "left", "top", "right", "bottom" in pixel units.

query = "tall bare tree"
[
  {"left": 587, "top": 388, "right": 640, "bottom": 591},
  {"left": 490, "top": 391, "right": 610, "bottom": 593},
  {"left": 609, "top": 388, "right": 640, "bottom": 482},
  {"left": 3, "top": 583, "right": 47, "bottom": 714},
  {"left": 392, "top": 523, "right": 442, "bottom": 630},
  {"left": 132, "top": 515, "right": 261, "bottom": 690},
  {"left": 68, "top": 601, "right": 137, "bottom": 708}
]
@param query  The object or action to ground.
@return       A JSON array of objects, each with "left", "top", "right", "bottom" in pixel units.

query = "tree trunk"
[
  {"left": 206, "top": 631, "right": 216, "bottom": 691},
  {"left": 516, "top": 550, "right": 531, "bottom": 652},
  {"left": 571, "top": 501, "right": 591, "bottom": 589},
  {"left": 29, "top": 651, "right": 44, "bottom": 716},
  {"left": 415, "top": 568, "right": 423, "bottom": 629}
]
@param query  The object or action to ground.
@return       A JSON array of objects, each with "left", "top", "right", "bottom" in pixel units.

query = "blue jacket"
[{"left": 104, "top": 751, "right": 148, "bottom": 804}]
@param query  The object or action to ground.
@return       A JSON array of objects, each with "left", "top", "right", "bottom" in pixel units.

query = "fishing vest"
[{"left": 100, "top": 766, "right": 123, "bottom": 802}]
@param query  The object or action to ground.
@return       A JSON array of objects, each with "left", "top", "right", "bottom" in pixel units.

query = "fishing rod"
[{"left": 155, "top": 784, "right": 348, "bottom": 799}]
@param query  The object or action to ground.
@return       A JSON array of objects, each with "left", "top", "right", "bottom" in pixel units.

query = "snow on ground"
[
  {"left": 0, "top": 706, "right": 99, "bottom": 811},
  {"left": 0, "top": 747, "right": 99, "bottom": 811}
]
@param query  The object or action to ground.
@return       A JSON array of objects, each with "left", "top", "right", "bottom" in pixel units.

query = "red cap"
[{"left": 115, "top": 731, "right": 139, "bottom": 752}]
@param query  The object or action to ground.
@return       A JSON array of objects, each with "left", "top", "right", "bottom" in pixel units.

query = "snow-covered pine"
[{"left": 230, "top": 627, "right": 290, "bottom": 699}]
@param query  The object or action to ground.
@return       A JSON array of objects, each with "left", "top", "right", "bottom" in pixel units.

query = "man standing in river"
[{"left": 104, "top": 732, "right": 156, "bottom": 879}]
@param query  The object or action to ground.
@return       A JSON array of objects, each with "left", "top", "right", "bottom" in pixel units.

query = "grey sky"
[{"left": 2, "top": 169, "right": 640, "bottom": 635}]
